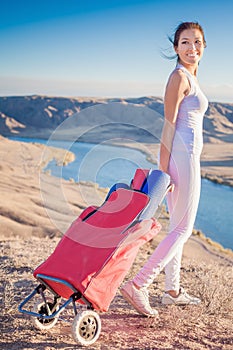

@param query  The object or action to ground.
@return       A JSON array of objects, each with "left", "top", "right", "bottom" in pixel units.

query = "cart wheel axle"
[{"left": 33, "top": 298, "right": 59, "bottom": 330}]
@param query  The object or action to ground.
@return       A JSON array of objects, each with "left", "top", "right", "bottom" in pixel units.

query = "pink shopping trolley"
[{"left": 19, "top": 169, "right": 170, "bottom": 346}]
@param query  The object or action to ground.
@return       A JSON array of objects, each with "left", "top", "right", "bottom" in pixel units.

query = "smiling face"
[{"left": 174, "top": 28, "right": 205, "bottom": 68}]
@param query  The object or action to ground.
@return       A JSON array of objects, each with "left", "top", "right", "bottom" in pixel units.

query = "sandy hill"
[
  {"left": 0, "top": 95, "right": 232, "bottom": 143},
  {"left": 1, "top": 95, "right": 233, "bottom": 187}
]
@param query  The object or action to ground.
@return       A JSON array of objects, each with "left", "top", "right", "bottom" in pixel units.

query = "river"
[{"left": 10, "top": 137, "right": 233, "bottom": 250}]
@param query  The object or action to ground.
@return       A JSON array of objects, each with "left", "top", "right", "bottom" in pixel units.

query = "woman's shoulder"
[
  {"left": 167, "top": 67, "right": 188, "bottom": 88},
  {"left": 169, "top": 66, "right": 187, "bottom": 81}
]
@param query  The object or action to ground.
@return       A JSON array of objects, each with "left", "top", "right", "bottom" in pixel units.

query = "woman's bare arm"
[{"left": 159, "top": 70, "right": 189, "bottom": 174}]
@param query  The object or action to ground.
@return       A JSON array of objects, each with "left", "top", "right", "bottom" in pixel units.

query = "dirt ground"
[{"left": 1, "top": 227, "right": 233, "bottom": 350}]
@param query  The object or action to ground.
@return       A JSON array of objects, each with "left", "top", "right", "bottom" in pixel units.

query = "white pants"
[{"left": 133, "top": 129, "right": 202, "bottom": 292}]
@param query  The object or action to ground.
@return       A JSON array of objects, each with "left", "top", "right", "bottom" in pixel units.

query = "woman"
[{"left": 120, "top": 22, "right": 209, "bottom": 316}]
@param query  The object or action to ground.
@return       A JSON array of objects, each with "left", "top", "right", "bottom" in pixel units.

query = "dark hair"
[
  {"left": 163, "top": 21, "right": 207, "bottom": 61},
  {"left": 172, "top": 21, "right": 207, "bottom": 48}
]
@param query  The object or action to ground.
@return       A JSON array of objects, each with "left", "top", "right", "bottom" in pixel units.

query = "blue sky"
[{"left": 1, "top": 0, "right": 233, "bottom": 102}]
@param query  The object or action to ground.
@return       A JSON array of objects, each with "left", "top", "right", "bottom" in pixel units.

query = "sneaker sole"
[{"left": 120, "top": 288, "right": 158, "bottom": 318}]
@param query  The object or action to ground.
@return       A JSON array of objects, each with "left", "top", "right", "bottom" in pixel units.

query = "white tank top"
[
  {"left": 175, "top": 63, "right": 208, "bottom": 133},
  {"left": 171, "top": 64, "right": 209, "bottom": 155}
]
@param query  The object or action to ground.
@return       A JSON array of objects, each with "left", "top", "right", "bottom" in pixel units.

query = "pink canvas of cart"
[{"left": 18, "top": 169, "right": 170, "bottom": 346}]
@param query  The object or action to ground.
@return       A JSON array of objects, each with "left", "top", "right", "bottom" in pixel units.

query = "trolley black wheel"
[
  {"left": 32, "top": 298, "right": 59, "bottom": 330},
  {"left": 72, "top": 310, "right": 101, "bottom": 346}
]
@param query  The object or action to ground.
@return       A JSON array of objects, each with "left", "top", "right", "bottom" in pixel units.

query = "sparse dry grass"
[
  {"left": 1, "top": 236, "right": 232, "bottom": 350},
  {"left": 193, "top": 264, "right": 233, "bottom": 317}
]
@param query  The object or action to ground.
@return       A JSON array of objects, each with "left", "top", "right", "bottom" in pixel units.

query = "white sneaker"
[
  {"left": 120, "top": 281, "right": 158, "bottom": 317},
  {"left": 162, "top": 287, "right": 201, "bottom": 305}
]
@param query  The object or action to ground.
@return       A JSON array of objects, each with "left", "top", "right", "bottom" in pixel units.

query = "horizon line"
[{"left": 0, "top": 93, "right": 232, "bottom": 105}]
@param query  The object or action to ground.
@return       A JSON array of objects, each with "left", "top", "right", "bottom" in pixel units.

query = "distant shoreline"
[
  {"left": 5, "top": 135, "right": 233, "bottom": 253},
  {"left": 8, "top": 135, "right": 233, "bottom": 188},
  {"left": 1, "top": 94, "right": 232, "bottom": 187},
  {"left": 0, "top": 136, "right": 232, "bottom": 262}
]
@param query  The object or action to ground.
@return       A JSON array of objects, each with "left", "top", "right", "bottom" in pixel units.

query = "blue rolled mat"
[{"left": 139, "top": 170, "right": 170, "bottom": 219}]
